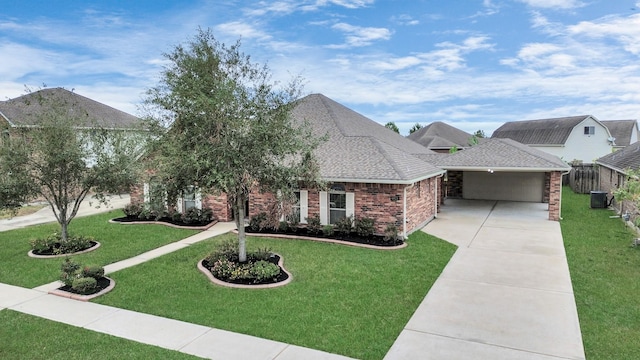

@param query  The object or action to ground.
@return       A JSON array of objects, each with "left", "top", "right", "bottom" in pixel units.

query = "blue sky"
[{"left": 2, "top": 0, "right": 640, "bottom": 135}]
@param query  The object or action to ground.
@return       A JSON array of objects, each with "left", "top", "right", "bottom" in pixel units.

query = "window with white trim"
[
  {"left": 584, "top": 126, "right": 595, "bottom": 135},
  {"left": 329, "top": 192, "right": 346, "bottom": 224},
  {"left": 183, "top": 186, "right": 196, "bottom": 211}
]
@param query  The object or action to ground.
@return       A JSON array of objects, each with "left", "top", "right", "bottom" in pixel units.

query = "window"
[
  {"left": 329, "top": 192, "right": 346, "bottom": 224},
  {"left": 584, "top": 126, "right": 595, "bottom": 135},
  {"left": 183, "top": 186, "right": 196, "bottom": 211},
  {"left": 289, "top": 191, "right": 301, "bottom": 223}
]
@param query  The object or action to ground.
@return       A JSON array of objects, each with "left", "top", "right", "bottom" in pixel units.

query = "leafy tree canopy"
[
  {"left": 409, "top": 123, "right": 423, "bottom": 134},
  {"left": 384, "top": 121, "right": 399, "bottom": 133}
]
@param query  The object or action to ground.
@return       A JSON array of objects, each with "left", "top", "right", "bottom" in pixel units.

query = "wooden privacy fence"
[{"left": 567, "top": 164, "right": 599, "bottom": 194}]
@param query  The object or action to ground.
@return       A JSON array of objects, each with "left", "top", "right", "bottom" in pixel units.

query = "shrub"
[
  {"left": 278, "top": 221, "right": 289, "bottom": 232},
  {"left": 71, "top": 277, "right": 98, "bottom": 295},
  {"left": 182, "top": 207, "right": 201, "bottom": 224},
  {"left": 123, "top": 202, "right": 142, "bottom": 217},
  {"left": 249, "top": 247, "right": 273, "bottom": 262},
  {"left": 205, "top": 238, "right": 239, "bottom": 263},
  {"left": 200, "top": 207, "right": 214, "bottom": 223},
  {"left": 354, "top": 217, "right": 375, "bottom": 238},
  {"left": 334, "top": 216, "right": 353, "bottom": 235},
  {"left": 249, "top": 261, "right": 280, "bottom": 283},
  {"left": 249, "top": 212, "right": 268, "bottom": 232},
  {"left": 137, "top": 208, "right": 152, "bottom": 220},
  {"left": 210, "top": 258, "right": 236, "bottom": 280},
  {"left": 384, "top": 224, "right": 399, "bottom": 243},
  {"left": 81, "top": 265, "right": 105, "bottom": 280},
  {"left": 31, "top": 233, "right": 93, "bottom": 255},
  {"left": 30, "top": 233, "right": 59, "bottom": 253},
  {"left": 60, "top": 258, "right": 81, "bottom": 286},
  {"left": 306, "top": 214, "right": 322, "bottom": 234},
  {"left": 322, "top": 225, "right": 334, "bottom": 237},
  {"left": 171, "top": 211, "right": 183, "bottom": 223}
]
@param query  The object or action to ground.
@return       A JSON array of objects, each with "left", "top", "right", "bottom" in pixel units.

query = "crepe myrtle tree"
[
  {"left": 0, "top": 88, "right": 143, "bottom": 242},
  {"left": 144, "top": 28, "right": 323, "bottom": 263}
]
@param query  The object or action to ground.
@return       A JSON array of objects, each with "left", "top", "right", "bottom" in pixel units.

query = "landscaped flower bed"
[
  {"left": 111, "top": 202, "right": 216, "bottom": 228},
  {"left": 29, "top": 233, "right": 100, "bottom": 257},
  {"left": 245, "top": 212, "right": 404, "bottom": 247}
]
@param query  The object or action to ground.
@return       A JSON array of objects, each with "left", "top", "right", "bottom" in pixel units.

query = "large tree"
[
  {"left": 0, "top": 89, "right": 143, "bottom": 241},
  {"left": 145, "top": 29, "right": 321, "bottom": 262}
]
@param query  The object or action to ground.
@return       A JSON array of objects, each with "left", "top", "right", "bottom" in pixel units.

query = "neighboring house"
[
  {"left": 595, "top": 141, "right": 640, "bottom": 216},
  {"left": 425, "top": 138, "right": 571, "bottom": 220},
  {"left": 601, "top": 120, "right": 639, "bottom": 150},
  {"left": 491, "top": 115, "right": 614, "bottom": 164},
  {"left": 133, "top": 94, "right": 569, "bottom": 235},
  {"left": 407, "top": 121, "right": 478, "bottom": 153}
]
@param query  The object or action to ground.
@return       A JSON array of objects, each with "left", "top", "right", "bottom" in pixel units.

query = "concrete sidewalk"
[
  {"left": 385, "top": 200, "right": 585, "bottom": 360},
  {"left": 0, "top": 194, "right": 130, "bottom": 232}
]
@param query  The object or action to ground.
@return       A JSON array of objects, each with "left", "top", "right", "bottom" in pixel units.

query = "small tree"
[
  {"left": 473, "top": 129, "right": 486, "bottom": 138},
  {"left": 384, "top": 121, "right": 399, "bottom": 133},
  {"left": 409, "top": 123, "right": 423, "bottom": 134},
  {"left": 144, "top": 29, "right": 322, "bottom": 262},
  {"left": 0, "top": 88, "right": 143, "bottom": 241}
]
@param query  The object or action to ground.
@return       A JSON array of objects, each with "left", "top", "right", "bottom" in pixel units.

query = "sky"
[{"left": 2, "top": 0, "right": 640, "bottom": 135}]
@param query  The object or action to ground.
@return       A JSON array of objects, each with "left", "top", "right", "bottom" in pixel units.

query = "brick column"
[{"left": 548, "top": 171, "right": 562, "bottom": 221}]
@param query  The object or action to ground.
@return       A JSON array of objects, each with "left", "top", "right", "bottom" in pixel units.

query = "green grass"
[
  {"left": 0, "top": 310, "right": 202, "bottom": 359},
  {"left": 0, "top": 210, "right": 199, "bottom": 288},
  {"left": 94, "top": 232, "right": 456, "bottom": 360},
  {"left": 561, "top": 187, "right": 640, "bottom": 359}
]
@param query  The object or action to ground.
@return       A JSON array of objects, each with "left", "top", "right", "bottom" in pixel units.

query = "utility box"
[{"left": 590, "top": 191, "right": 608, "bottom": 209}]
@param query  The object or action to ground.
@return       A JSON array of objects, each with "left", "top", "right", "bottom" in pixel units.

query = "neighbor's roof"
[
  {"left": 491, "top": 115, "right": 592, "bottom": 145},
  {"left": 0, "top": 88, "right": 141, "bottom": 130},
  {"left": 601, "top": 120, "right": 637, "bottom": 147},
  {"left": 407, "top": 121, "right": 475, "bottom": 149},
  {"left": 596, "top": 141, "right": 640, "bottom": 174},
  {"left": 291, "top": 94, "right": 444, "bottom": 184},
  {"left": 426, "top": 138, "right": 571, "bottom": 172}
]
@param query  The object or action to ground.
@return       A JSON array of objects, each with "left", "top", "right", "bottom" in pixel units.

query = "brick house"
[{"left": 595, "top": 141, "right": 640, "bottom": 218}]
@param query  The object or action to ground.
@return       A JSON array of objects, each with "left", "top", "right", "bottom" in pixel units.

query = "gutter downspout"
[{"left": 559, "top": 170, "right": 571, "bottom": 220}]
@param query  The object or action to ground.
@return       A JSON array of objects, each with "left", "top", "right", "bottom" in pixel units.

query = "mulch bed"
[
  {"left": 111, "top": 215, "right": 215, "bottom": 228},
  {"left": 245, "top": 227, "right": 403, "bottom": 247},
  {"left": 201, "top": 256, "right": 289, "bottom": 286},
  {"left": 31, "top": 241, "right": 99, "bottom": 256},
  {"left": 58, "top": 277, "right": 111, "bottom": 296}
]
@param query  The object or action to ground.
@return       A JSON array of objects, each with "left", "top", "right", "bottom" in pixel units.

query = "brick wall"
[
  {"left": 548, "top": 171, "right": 562, "bottom": 220},
  {"left": 446, "top": 171, "right": 463, "bottom": 198},
  {"left": 599, "top": 166, "right": 637, "bottom": 220},
  {"left": 202, "top": 193, "right": 232, "bottom": 221},
  {"left": 405, "top": 177, "right": 438, "bottom": 235}
]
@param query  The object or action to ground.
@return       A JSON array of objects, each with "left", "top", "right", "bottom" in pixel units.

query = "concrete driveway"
[{"left": 385, "top": 199, "right": 585, "bottom": 360}]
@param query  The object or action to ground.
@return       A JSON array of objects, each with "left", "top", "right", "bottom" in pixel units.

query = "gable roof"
[
  {"left": 407, "top": 121, "right": 474, "bottom": 149},
  {"left": 0, "top": 88, "right": 141, "bottom": 130},
  {"left": 596, "top": 141, "right": 640, "bottom": 174},
  {"left": 425, "top": 138, "right": 570, "bottom": 171},
  {"left": 291, "top": 94, "right": 444, "bottom": 184},
  {"left": 601, "top": 120, "right": 637, "bottom": 147},
  {"left": 491, "top": 115, "right": 592, "bottom": 145}
]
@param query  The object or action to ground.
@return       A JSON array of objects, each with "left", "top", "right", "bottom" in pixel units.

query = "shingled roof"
[
  {"left": 491, "top": 115, "right": 592, "bottom": 145},
  {"left": 596, "top": 141, "right": 640, "bottom": 174},
  {"left": 425, "top": 138, "right": 570, "bottom": 171},
  {"left": 0, "top": 88, "right": 141, "bottom": 129},
  {"left": 407, "top": 121, "right": 475, "bottom": 149},
  {"left": 291, "top": 94, "right": 444, "bottom": 184},
  {"left": 601, "top": 120, "right": 637, "bottom": 147}
]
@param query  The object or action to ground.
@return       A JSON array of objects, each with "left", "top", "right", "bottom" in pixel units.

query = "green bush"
[
  {"left": 123, "top": 203, "right": 142, "bottom": 217},
  {"left": 249, "top": 247, "right": 273, "bottom": 262},
  {"left": 137, "top": 208, "right": 152, "bottom": 220},
  {"left": 210, "top": 258, "right": 236, "bottom": 280},
  {"left": 60, "top": 258, "right": 81, "bottom": 286},
  {"left": 249, "top": 261, "right": 280, "bottom": 283},
  {"left": 306, "top": 214, "right": 322, "bottom": 234},
  {"left": 30, "top": 234, "right": 59, "bottom": 253},
  {"left": 384, "top": 224, "right": 398, "bottom": 243},
  {"left": 354, "top": 217, "right": 375, "bottom": 238},
  {"left": 205, "top": 238, "right": 239, "bottom": 263},
  {"left": 200, "top": 207, "right": 214, "bottom": 223},
  {"left": 171, "top": 211, "right": 183, "bottom": 223},
  {"left": 31, "top": 233, "right": 93, "bottom": 255},
  {"left": 81, "top": 265, "right": 105, "bottom": 280},
  {"left": 182, "top": 208, "right": 201, "bottom": 224},
  {"left": 334, "top": 216, "right": 353, "bottom": 235},
  {"left": 72, "top": 277, "right": 98, "bottom": 295},
  {"left": 322, "top": 225, "right": 334, "bottom": 237},
  {"left": 278, "top": 221, "right": 289, "bottom": 232},
  {"left": 249, "top": 212, "right": 268, "bottom": 232}
]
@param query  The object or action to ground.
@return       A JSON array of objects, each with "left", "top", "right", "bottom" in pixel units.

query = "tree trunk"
[
  {"left": 60, "top": 220, "right": 69, "bottom": 242},
  {"left": 236, "top": 194, "right": 247, "bottom": 263}
]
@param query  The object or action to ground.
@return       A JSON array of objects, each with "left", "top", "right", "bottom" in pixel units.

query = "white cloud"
[
  {"left": 327, "top": 23, "right": 392, "bottom": 48},
  {"left": 517, "top": 0, "right": 585, "bottom": 9},
  {"left": 215, "top": 21, "right": 272, "bottom": 41},
  {"left": 568, "top": 14, "right": 640, "bottom": 55},
  {"left": 391, "top": 14, "right": 419, "bottom": 26}
]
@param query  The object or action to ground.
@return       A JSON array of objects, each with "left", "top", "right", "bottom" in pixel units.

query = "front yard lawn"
[
  {"left": 0, "top": 210, "right": 199, "bottom": 288},
  {"left": 94, "top": 231, "right": 456, "bottom": 360},
  {"left": 0, "top": 309, "right": 201, "bottom": 359},
  {"left": 561, "top": 188, "right": 640, "bottom": 359}
]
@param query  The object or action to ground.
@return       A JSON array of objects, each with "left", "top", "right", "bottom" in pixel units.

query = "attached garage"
[{"left": 463, "top": 171, "right": 545, "bottom": 202}]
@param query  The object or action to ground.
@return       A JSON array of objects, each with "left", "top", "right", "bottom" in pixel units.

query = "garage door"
[{"left": 463, "top": 171, "right": 544, "bottom": 202}]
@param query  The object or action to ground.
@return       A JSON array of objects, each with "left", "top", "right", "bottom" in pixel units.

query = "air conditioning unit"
[{"left": 590, "top": 191, "right": 608, "bottom": 209}]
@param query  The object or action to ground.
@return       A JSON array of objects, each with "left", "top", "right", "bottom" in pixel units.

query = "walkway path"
[{"left": 385, "top": 200, "right": 586, "bottom": 360}]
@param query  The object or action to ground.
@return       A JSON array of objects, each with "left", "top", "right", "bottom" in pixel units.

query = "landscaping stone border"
[
  {"left": 235, "top": 230, "right": 408, "bottom": 250},
  {"left": 48, "top": 277, "right": 115, "bottom": 301},
  {"left": 109, "top": 218, "right": 217, "bottom": 230},
  {"left": 28, "top": 241, "right": 101, "bottom": 259},
  {"left": 197, "top": 254, "right": 292, "bottom": 289}
]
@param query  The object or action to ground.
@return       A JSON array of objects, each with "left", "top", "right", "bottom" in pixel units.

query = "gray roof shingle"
[
  {"left": 407, "top": 121, "right": 474, "bottom": 149},
  {"left": 491, "top": 115, "right": 590, "bottom": 145},
  {"left": 0, "top": 88, "right": 141, "bottom": 129},
  {"left": 601, "top": 120, "right": 637, "bottom": 147},
  {"left": 596, "top": 141, "right": 640, "bottom": 173},
  {"left": 427, "top": 138, "right": 570, "bottom": 171},
  {"left": 291, "top": 94, "right": 444, "bottom": 183}
]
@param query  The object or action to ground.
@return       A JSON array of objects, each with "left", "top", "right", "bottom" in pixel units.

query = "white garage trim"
[{"left": 463, "top": 171, "right": 545, "bottom": 202}]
